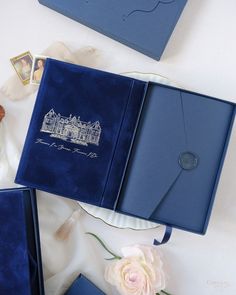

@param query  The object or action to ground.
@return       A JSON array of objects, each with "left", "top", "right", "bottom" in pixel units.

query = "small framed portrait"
[
  {"left": 10, "top": 51, "right": 33, "bottom": 85},
  {"left": 30, "top": 55, "right": 47, "bottom": 85}
]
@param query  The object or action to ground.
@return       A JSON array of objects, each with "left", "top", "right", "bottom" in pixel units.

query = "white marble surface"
[{"left": 0, "top": 0, "right": 236, "bottom": 294}]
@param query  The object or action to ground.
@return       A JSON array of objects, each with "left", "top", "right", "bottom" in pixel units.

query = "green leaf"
[
  {"left": 161, "top": 291, "right": 172, "bottom": 295},
  {"left": 105, "top": 257, "right": 119, "bottom": 261},
  {"left": 86, "top": 232, "right": 122, "bottom": 260}
]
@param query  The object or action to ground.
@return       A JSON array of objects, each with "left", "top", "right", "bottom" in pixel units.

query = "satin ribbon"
[{"left": 153, "top": 226, "right": 172, "bottom": 246}]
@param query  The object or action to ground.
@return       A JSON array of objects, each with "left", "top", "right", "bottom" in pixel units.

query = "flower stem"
[
  {"left": 161, "top": 291, "right": 172, "bottom": 295},
  {"left": 86, "top": 232, "right": 122, "bottom": 260}
]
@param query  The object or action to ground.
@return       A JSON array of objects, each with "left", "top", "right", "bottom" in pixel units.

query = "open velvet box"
[
  {"left": 15, "top": 59, "right": 236, "bottom": 235},
  {"left": 38, "top": 0, "right": 188, "bottom": 60},
  {"left": 0, "top": 188, "right": 44, "bottom": 295}
]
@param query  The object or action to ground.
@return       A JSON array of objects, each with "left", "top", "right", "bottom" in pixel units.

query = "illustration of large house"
[{"left": 40, "top": 109, "right": 101, "bottom": 146}]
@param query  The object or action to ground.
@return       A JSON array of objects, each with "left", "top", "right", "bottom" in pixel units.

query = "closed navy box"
[
  {"left": 38, "top": 0, "right": 188, "bottom": 60},
  {"left": 15, "top": 59, "right": 236, "bottom": 234},
  {"left": 0, "top": 188, "right": 44, "bottom": 295},
  {"left": 65, "top": 274, "right": 105, "bottom": 295}
]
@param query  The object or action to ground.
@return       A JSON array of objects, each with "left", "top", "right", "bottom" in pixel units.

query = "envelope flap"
[
  {"left": 118, "top": 83, "right": 235, "bottom": 233},
  {"left": 117, "top": 84, "right": 187, "bottom": 218}
]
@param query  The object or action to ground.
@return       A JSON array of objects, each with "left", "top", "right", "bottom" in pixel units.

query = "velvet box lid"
[
  {"left": 65, "top": 274, "right": 105, "bottom": 295},
  {"left": 38, "top": 0, "right": 188, "bottom": 60},
  {"left": 0, "top": 188, "right": 44, "bottom": 295},
  {"left": 15, "top": 59, "right": 236, "bottom": 235}
]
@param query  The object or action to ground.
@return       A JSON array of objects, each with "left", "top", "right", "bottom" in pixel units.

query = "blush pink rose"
[{"left": 104, "top": 245, "right": 166, "bottom": 295}]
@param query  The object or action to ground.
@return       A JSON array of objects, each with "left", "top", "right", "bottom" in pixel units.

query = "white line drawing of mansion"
[{"left": 40, "top": 109, "right": 101, "bottom": 146}]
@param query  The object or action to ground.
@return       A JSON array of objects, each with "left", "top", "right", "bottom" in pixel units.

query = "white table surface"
[{"left": 0, "top": 1, "right": 236, "bottom": 295}]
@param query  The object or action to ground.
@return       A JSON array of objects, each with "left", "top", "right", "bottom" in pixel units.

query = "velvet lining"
[
  {"left": 0, "top": 188, "right": 44, "bottom": 295},
  {"left": 15, "top": 59, "right": 147, "bottom": 208}
]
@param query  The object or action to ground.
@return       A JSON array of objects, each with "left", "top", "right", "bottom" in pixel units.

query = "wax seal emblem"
[
  {"left": 179, "top": 152, "right": 199, "bottom": 170},
  {"left": 0, "top": 105, "right": 5, "bottom": 122}
]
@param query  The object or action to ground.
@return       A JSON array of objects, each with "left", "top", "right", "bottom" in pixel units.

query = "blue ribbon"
[{"left": 153, "top": 226, "right": 172, "bottom": 246}]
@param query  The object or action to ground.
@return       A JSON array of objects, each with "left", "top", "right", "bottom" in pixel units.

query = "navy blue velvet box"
[
  {"left": 38, "top": 0, "right": 188, "bottom": 60},
  {"left": 65, "top": 274, "right": 105, "bottom": 295},
  {"left": 0, "top": 188, "right": 44, "bottom": 295},
  {"left": 15, "top": 59, "right": 236, "bottom": 234}
]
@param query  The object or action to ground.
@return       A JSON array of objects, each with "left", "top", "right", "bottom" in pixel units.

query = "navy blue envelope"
[
  {"left": 0, "top": 188, "right": 44, "bottom": 295},
  {"left": 15, "top": 59, "right": 236, "bottom": 234},
  {"left": 38, "top": 0, "right": 187, "bottom": 60},
  {"left": 65, "top": 274, "right": 105, "bottom": 295}
]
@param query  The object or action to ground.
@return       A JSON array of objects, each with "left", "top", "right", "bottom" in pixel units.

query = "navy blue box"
[
  {"left": 15, "top": 59, "right": 236, "bottom": 235},
  {"left": 65, "top": 274, "right": 105, "bottom": 295},
  {"left": 38, "top": 0, "right": 188, "bottom": 60},
  {"left": 0, "top": 188, "right": 44, "bottom": 295}
]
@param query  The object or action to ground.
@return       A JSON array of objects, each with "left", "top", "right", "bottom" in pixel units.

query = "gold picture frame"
[{"left": 10, "top": 51, "right": 33, "bottom": 85}]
